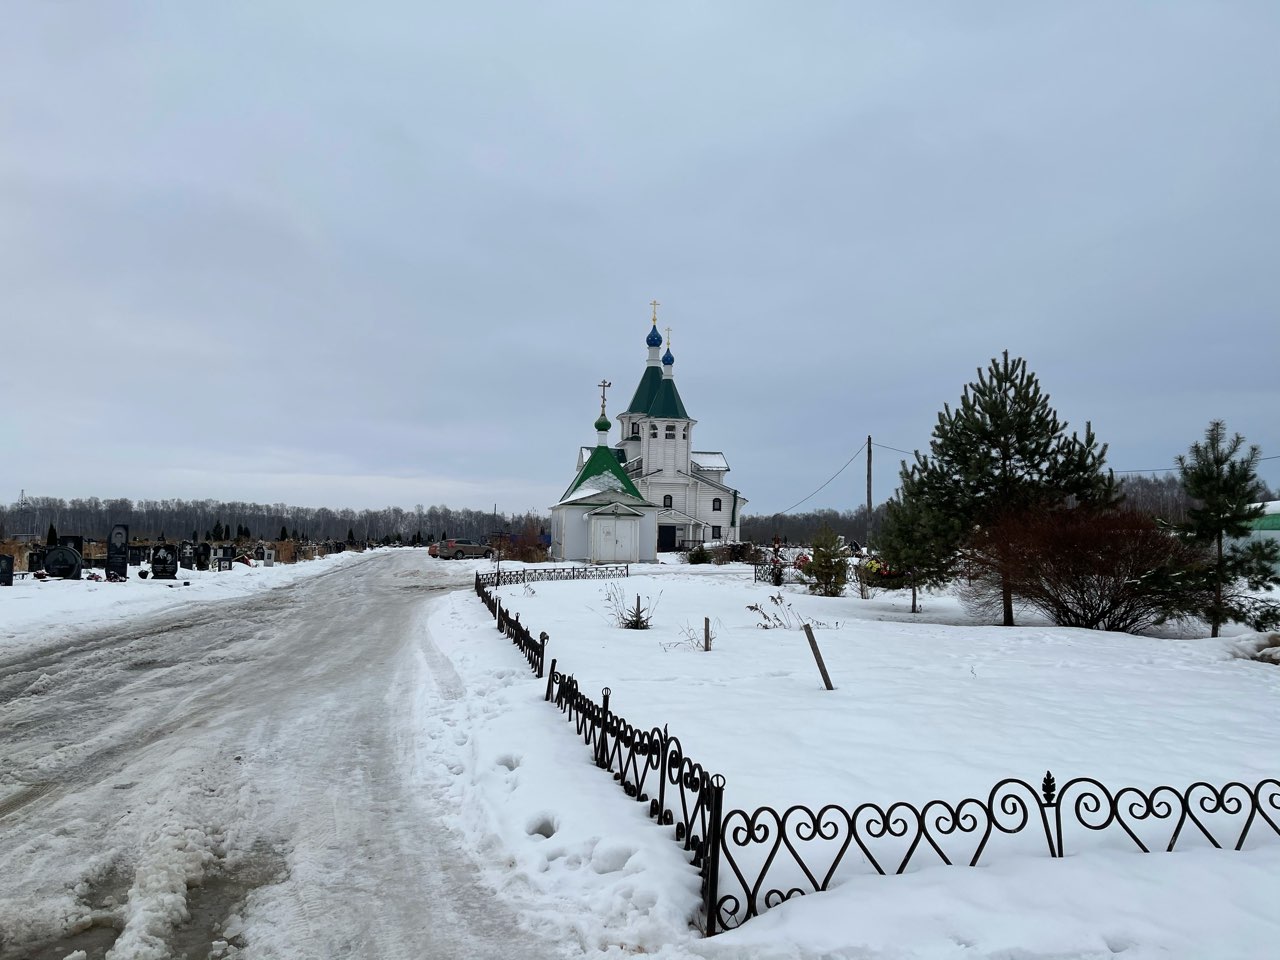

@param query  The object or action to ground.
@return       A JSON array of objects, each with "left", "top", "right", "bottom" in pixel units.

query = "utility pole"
[{"left": 866, "top": 435, "right": 873, "bottom": 547}]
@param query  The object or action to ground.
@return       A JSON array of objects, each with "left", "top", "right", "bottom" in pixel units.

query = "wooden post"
[
  {"left": 802, "top": 623, "right": 834, "bottom": 690},
  {"left": 704, "top": 617, "right": 711, "bottom": 652}
]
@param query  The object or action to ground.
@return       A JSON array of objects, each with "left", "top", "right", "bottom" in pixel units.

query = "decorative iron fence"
[
  {"left": 477, "top": 564, "right": 630, "bottom": 588},
  {"left": 752, "top": 561, "right": 807, "bottom": 585},
  {"left": 471, "top": 576, "right": 1278, "bottom": 937},
  {"left": 714, "top": 771, "right": 1280, "bottom": 931}
]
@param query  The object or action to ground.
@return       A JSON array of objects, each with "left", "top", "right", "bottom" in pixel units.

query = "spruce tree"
[
  {"left": 46, "top": 523, "right": 58, "bottom": 546},
  {"left": 347, "top": 527, "right": 355, "bottom": 542},
  {"left": 1176, "top": 420, "right": 1280, "bottom": 637},
  {"left": 280, "top": 525, "right": 289, "bottom": 541},
  {"left": 897, "top": 351, "right": 1114, "bottom": 625}
]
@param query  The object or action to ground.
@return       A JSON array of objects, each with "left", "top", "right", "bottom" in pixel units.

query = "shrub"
[{"left": 687, "top": 543, "right": 711, "bottom": 564}]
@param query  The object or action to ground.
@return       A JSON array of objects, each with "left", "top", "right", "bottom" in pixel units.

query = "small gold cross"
[{"left": 650, "top": 299, "right": 660, "bottom": 322}]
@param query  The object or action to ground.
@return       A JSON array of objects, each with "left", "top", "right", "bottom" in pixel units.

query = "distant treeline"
[
  {"left": 2, "top": 474, "right": 1261, "bottom": 547},
  {"left": 0, "top": 497, "right": 549, "bottom": 544}
]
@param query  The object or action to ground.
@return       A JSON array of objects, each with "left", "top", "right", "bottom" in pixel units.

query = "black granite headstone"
[
  {"left": 44, "top": 545, "right": 83, "bottom": 580},
  {"left": 196, "top": 543, "right": 211, "bottom": 571},
  {"left": 107, "top": 524, "right": 129, "bottom": 581},
  {"left": 0, "top": 554, "right": 13, "bottom": 587},
  {"left": 151, "top": 544, "right": 179, "bottom": 580},
  {"left": 180, "top": 541, "right": 195, "bottom": 570},
  {"left": 128, "top": 546, "right": 145, "bottom": 566},
  {"left": 28, "top": 550, "right": 46, "bottom": 572},
  {"left": 254, "top": 545, "right": 265, "bottom": 561},
  {"left": 216, "top": 558, "right": 233, "bottom": 572},
  {"left": 58, "top": 535, "right": 85, "bottom": 556}
]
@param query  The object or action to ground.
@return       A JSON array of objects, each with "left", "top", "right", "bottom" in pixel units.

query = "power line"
[
  {"left": 870, "top": 441, "right": 916, "bottom": 457},
  {"left": 778, "top": 439, "right": 868, "bottom": 515}
]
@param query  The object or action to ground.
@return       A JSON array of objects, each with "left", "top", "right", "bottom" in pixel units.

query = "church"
[{"left": 550, "top": 306, "right": 747, "bottom": 563}]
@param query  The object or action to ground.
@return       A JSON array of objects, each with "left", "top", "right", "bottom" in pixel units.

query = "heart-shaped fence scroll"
[
  {"left": 1176, "top": 781, "right": 1258, "bottom": 852},
  {"left": 850, "top": 801, "right": 925, "bottom": 876},
  {"left": 719, "top": 806, "right": 786, "bottom": 925},
  {"left": 915, "top": 797, "right": 996, "bottom": 869},
  {"left": 776, "top": 804, "right": 856, "bottom": 892}
]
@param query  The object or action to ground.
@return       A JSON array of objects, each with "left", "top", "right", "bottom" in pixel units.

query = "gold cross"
[
  {"left": 650, "top": 299, "right": 660, "bottom": 322},
  {"left": 665, "top": 326, "right": 672, "bottom": 347},
  {"left": 598, "top": 379, "right": 611, "bottom": 412}
]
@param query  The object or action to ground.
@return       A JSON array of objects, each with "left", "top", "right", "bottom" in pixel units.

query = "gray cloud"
[{"left": 3, "top": 3, "right": 1278, "bottom": 514}]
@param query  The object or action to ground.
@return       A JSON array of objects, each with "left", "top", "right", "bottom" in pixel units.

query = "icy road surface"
[{"left": 0, "top": 551, "right": 562, "bottom": 960}]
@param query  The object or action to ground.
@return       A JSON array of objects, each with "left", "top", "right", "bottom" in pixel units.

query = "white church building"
[{"left": 550, "top": 309, "right": 747, "bottom": 562}]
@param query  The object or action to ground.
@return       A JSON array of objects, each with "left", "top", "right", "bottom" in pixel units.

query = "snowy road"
[{"left": 0, "top": 551, "right": 564, "bottom": 960}]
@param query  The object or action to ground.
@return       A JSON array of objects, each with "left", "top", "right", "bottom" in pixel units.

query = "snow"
[
  {"left": 3, "top": 551, "right": 1278, "bottom": 959},
  {"left": 0, "top": 550, "right": 367, "bottom": 657}
]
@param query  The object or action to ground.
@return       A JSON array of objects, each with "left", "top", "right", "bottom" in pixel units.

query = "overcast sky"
[{"left": 3, "top": 3, "right": 1278, "bottom": 517}]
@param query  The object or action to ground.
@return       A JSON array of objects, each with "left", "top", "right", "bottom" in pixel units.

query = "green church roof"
[
  {"left": 648, "top": 378, "right": 688, "bottom": 419},
  {"left": 625, "top": 367, "right": 663, "bottom": 415},
  {"left": 560, "top": 444, "right": 645, "bottom": 503},
  {"left": 625, "top": 368, "right": 689, "bottom": 420},
  {"left": 1251, "top": 513, "right": 1280, "bottom": 531}
]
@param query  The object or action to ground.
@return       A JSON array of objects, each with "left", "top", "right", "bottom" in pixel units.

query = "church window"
[
  {"left": 712, "top": 526, "right": 722, "bottom": 540},
  {"left": 649, "top": 424, "right": 657, "bottom": 438},
  {"left": 682, "top": 427, "right": 688, "bottom": 439},
  {"left": 663, "top": 495, "right": 673, "bottom": 508},
  {"left": 712, "top": 498, "right": 722, "bottom": 512},
  {"left": 665, "top": 424, "right": 676, "bottom": 439},
  {"left": 631, "top": 423, "right": 640, "bottom": 437}
]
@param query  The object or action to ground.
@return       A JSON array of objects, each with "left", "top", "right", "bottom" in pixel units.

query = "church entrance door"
[{"left": 657, "top": 525, "right": 677, "bottom": 552}]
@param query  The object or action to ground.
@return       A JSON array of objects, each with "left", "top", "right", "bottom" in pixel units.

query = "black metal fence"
[
  {"left": 477, "top": 564, "right": 630, "bottom": 588},
  {"left": 471, "top": 574, "right": 1279, "bottom": 936},
  {"left": 714, "top": 772, "right": 1280, "bottom": 930},
  {"left": 752, "top": 561, "right": 807, "bottom": 585}
]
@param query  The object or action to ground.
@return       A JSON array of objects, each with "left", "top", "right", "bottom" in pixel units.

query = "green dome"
[{"left": 594, "top": 413, "right": 611, "bottom": 432}]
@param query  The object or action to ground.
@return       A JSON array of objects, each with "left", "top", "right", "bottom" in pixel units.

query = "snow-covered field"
[
  {"left": 438, "top": 558, "right": 1280, "bottom": 959},
  {"left": 3, "top": 551, "right": 1278, "bottom": 960}
]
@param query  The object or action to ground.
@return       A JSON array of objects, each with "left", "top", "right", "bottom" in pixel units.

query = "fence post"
[
  {"left": 656, "top": 727, "right": 669, "bottom": 825},
  {"left": 704, "top": 617, "right": 711, "bottom": 652},
  {"left": 596, "top": 687, "right": 611, "bottom": 768},
  {"left": 802, "top": 624, "right": 834, "bottom": 690},
  {"left": 544, "top": 658, "right": 557, "bottom": 702},
  {"left": 704, "top": 773, "right": 726, "bottom": 936},
  {"left": 537, "top": 632, "right": 548, "bottom": 679},
  {"left": 496, "top": 600, "right": 504, "bottom": 632}
]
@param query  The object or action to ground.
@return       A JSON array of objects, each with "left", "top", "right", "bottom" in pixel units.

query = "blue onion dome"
[
  {"left": 662, "top": 347, "right": 674, "bottom": 366},
  {"left": 646, "top": 323, "right": 663, "bottom": 348},
  {"left": 595, "top": 413, "right": 611, "bottom": 432}
]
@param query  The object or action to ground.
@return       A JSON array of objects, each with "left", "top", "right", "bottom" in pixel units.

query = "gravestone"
[
  {"left": 28, "top": 549, "right": 46, "bottom": 572},
  {"left": 0, "top": 554, "right": 13, "bottom": 587},
  {"left": 219, "top": 546, "right": 235, "bottom": 560},
  {"left": 107, "top": 524, "right": 129, "bottom": 580},
  {"left": 180, "top": 541, "right": 195, "bottom": 570},
  {"left": 196, "top": 543, "right": 212, "bottom": 571},
  {"left": 58, "top": 535, "right": 85, "bottom": 556},
  {"left": 254, "top": 545, "right": 265, "bottom": 561},
  {"left": 44, "top": 545, "right": 83, "bottom": 580},
  {"left": 151, "top": 544, "right": 179, "bottom": 580},
  {"left": 128, "top": 546, "right": 145, "bottom": 566},
  {"left": 216, "top": 558, "right": 233, "bottom": 572},
  {"left": 264, "top": 548, "right": 275, "bottom": 567}
]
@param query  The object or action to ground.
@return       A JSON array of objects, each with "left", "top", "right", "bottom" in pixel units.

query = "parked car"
[{"left": 436, "top": 538, "right": 493, "bottom": 560}]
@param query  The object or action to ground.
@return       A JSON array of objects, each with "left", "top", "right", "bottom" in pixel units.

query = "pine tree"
[
  {"left": 347, "top": 527, "right": 355, "bottom": 542},
  {"left": 213, "top": 521, "right": 223, "bottom": 541},
  {"left": 876, "top": 494, "right": 958, "bottom": 613},
  {"left": 46, "top": 523, "right": 58, "bottom": 546},
  {"left": 280, "top": 525, "right": 289, "bottom": 541},
  {"left": 897, "top": 352, "right": 1115, "bottom": 625},
  {"left": 1176, "top": 420, "right": 1280, "bottom": 637},
  {"left": 803, "top": 526, "right": 849, "bottom": 597}
]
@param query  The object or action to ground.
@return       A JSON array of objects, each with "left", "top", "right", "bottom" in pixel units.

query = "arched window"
[
  {"left": 663, "top": 495, "right": 673, "bottom": 508},
  {"left": 712, "top": 498, "right": 722, "bottom": 512}
]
